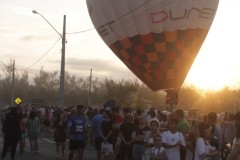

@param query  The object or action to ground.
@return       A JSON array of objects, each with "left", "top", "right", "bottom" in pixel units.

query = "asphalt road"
[{"left": 0, "top": 132, "right": 97, "bottom": 160}]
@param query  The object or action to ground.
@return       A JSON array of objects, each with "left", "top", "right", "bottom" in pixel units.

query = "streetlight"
[{"left": 32, "top": 10, "right": 66, "bottom": 109}]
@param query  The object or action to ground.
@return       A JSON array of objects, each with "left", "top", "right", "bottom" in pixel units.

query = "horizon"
[{"left": 1, "top": 0, "right": 240, "bottom": 91}]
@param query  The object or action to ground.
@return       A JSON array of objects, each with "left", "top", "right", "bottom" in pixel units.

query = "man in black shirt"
[
  {"left": 1, "top": 106, "right": 22, "bottom": 160},
  {"left": 117, "top": 113, "right": 135, "bottom": 160}
]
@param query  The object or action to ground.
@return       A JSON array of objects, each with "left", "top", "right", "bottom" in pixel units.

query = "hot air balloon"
[{"left": 86, "top": 0, "right": 219, "bottom": 91}]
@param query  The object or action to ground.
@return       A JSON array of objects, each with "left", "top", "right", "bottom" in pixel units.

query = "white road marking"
[{"left": 41, "top": 138, "right": 55, "bottom": 144}]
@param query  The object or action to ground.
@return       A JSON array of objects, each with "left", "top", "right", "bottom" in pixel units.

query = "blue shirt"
[
  {"left": 67, "top": 114, "right": 86, "bottom": 140},
  {"left": 91, "top": 114, "right": 104, "bottom": 138}
]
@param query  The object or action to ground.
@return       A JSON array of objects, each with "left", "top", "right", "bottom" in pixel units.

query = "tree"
[
  {"left": 33, "top": 67, "right": 58, "bottom": 105},
  {"left": 14, "top": 70, "right": 30, "bottom": 104},
  {"left": 1, "top": 65, "right": 240, "bottom": 115},
  {"left": 0, "top": 61, "right": 14, "bottom": 105}
]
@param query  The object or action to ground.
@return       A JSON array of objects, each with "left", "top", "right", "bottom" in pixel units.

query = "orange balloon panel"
[
  {"left": 87, "top": 0, "right": 219, "bottom": 91},
  {"left": 109, "top": 29, "right": 208, "bottom": 91}
]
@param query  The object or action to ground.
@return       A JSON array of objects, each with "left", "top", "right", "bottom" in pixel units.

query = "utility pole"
[
  {"left": 32, "top": 10, "right": 66, "bottom": 109},
  {"left": 10, "top": 59, "right": 15, "bottom": 106},
  {"left": 88, "top": 68, "right": 92, "bottom": 107},
  {"left": 59, "top": 15, "right": 66, "bottom": 109}
]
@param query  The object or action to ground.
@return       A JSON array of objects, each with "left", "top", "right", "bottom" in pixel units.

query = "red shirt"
[{"left": 112, "top": 115, "right": 123, "bottom": 139}]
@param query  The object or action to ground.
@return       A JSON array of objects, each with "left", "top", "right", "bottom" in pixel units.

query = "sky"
[{"left": 0, "top": 0, "right": 240, "bottom": 91}]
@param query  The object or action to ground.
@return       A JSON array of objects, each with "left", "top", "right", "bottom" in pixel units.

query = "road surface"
[{"left": 0, "top": 132, "right": 97, "bottom": 160}]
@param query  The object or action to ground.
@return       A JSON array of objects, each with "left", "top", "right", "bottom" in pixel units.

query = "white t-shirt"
[
  {"left": 228, "top": 138, "right": 240, "bottom": 160},
  {"left": 194, "top": 137, "right": 211, "bottom": 160},
  {"left": 144, "top": 131, "right": 155, "bottom": 144},
  {"left": 162, "top": 131, "right": 185, "bottom": 160},
  {"left": 38, "top": 107, "right": 45, "bottom": 116},
  {"left": 146, "top": 115, "right": 152, "bottom": 123},
  {"left": 151, "top": 146, "right": 165, "bottom": 156}
]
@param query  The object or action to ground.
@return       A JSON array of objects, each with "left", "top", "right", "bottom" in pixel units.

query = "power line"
[
  {"left": 66, "top": 28, "right": 95, "bottom": 35},
  {"left": 115, "top": 0, "right": 152, "bottom": 21},
  {"left": 24, "top": 38, "right": 61, "bottom": 70},
  {"left": 0, "top": 60, "right": 12, "bottom": 72},
  {"left": 110, "top": 0, "right": 172, "bottom": 33},
  {"left": 0, "top": 60, "right": 8, "bottom": 67},
  {"left": 65, "top": 1, "right": 153, "bottom": 36},
  {"left": 2, "top": 66, "right": 130, "bottom": 82},
  {"left": 15, "top": 68, "right": 37, "bottom": 75},
  {"left": 92, "top": 76, "right": 105, "bottom": 79}
]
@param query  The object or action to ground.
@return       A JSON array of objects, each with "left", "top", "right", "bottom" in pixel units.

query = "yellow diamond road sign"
[{"left": 15, "top": 98, "right": 22, "bottom": 104}]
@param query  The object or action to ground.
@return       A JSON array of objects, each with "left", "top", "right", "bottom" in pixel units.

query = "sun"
[
  {"left": 181, "top": 0, "right": 240, "bottom": 91},
  {"left": 184, "top": 50, "right": 239, "bottom": 91},
  {"left": 185, "top": 66, "right": 228, "bottom": 91}
]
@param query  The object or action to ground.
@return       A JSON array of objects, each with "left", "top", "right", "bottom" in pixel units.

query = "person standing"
[
  {"left": 19, "top": 113, "right": 28, "bottom": 154},
  {"left": 43, "top": 107, "right": 52, "bottom": 135},
  {"left": 26, "top": 110, "right": 40, "bottom": 153},
  {"left": 111, "top": 107, "right": 123, "bottom": 149},
  {"left": 117, "top": 113, "right": 135, "bottom": 160},
  {"left": 91, "top": 108, "right": 105, "bottom": 160},
  {"left": 101, "top": 110, "right": 113, "bottom": 145},
  {"left": 67, "top": 105, "right": 87, "bottom": 160},
  {"left": 194, "top": 122, "right": 218, "bottom": 160},
  {"left": 208, "top": 112, "right": 222, "bottom": 160},
  {"left": 143, "top": 118, "right": 161, "bottom": 160},
  {"left": 186, "top": 120, "right": 198, "bottom": 160},
  {"left": 162, "top": 118, "right": 185, "bottom": 160},
  {"left": 176, "top": 109, "right": 189, "bottom": 160},
  {"left": 53, "top": 111, "right": 67, "bottom": 159},
  {"left": 132, "top": 114, "right": 150, "bottom": 160},
  {"left": 100, "top": 110, "right": 113, "bottom": 158},
  {"left": 1, "top": 107, "right": 21, "bottom": 160},
  {"left": 227, "top": 111, "right": 240, "bottom": 160},
  {"left": 175, "top": 109, "right": 189, "bottom": 137},
  {"left": 223, "top": 113, "right": 236, "bottom": 145}
]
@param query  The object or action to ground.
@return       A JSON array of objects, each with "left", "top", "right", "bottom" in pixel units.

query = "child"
[{"left": 150, "top": 134, "right": 168, "bottom": 160}]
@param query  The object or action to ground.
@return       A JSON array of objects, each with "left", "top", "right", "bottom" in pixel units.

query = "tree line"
[{"left": 1, "top": 64, "right": 240, "bottom": 114}]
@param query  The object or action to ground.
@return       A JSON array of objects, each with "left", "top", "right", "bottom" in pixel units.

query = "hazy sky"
[{"left": 0, "top": 0, "right": 240, "bottom": 90}]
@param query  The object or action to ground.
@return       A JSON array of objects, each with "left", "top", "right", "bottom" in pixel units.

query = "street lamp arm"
[
  {"left": 32, "top": 10, "right": 66, "bottom": 108},
  {"left": 32, "top": 10, "right": 62, "bottom": 38}
]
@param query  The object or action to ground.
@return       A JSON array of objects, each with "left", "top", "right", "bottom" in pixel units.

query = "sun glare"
[
  {"left": 186, "top": 67, "right": 228, "bottom": 91},
  {"left": 184, "top": 49, "right": 239, "bottom": 91}
]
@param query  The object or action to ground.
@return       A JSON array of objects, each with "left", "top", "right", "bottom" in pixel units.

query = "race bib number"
[{"left": 76, "top": 125, "right": 83, "bottom": 132}]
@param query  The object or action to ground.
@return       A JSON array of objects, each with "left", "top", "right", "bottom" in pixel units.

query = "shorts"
[
  {"left": 95, "top": 137, "right": 103, "bottom": 150},
  {"left": 69, "top": 140, "right": 86, "bottom": 150}
]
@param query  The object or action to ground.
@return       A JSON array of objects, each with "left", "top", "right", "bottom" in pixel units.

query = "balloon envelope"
[{"left": 87, "top": 0, "right": 219, "bottom": 91}]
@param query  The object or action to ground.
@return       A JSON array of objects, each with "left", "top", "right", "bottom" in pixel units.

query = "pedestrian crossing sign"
[{"left": 15, "top": 97, "right": 22, "bottom": 104}]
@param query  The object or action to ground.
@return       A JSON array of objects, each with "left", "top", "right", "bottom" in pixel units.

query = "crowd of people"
[
  {"left": 1, "top": 104, "right": 240, "bottom": 160},
  {"left": 89, "top": 107, "right": 240, "bottom": 160}
]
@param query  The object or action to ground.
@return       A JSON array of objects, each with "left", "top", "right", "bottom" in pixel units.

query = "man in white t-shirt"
[{"left": 162, "top": 118, "right": 185, "bottom": 160}]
